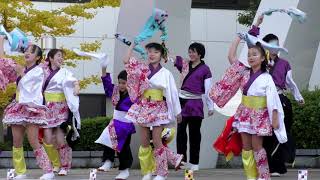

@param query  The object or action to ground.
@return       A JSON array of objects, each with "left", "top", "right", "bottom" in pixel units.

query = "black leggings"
[
  {"left": 264, "top": 94, "right": 294, "bottom": 174},
  {"left": 176, "top": 116, "right": 203, "bottom": 164},
  {"left": 102, "top": 135, "right": 133, "bottom": 170}
]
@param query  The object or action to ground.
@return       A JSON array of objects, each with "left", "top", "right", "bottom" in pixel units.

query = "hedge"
[
  {"left": 290, "top": 89, "right": 320, "bottom": 149},
  {"left": 72, "top": 116, "right": 112, "bottom": 151},
  {"left": 0, "top": 116, "right": 112, "bottom": 151}
]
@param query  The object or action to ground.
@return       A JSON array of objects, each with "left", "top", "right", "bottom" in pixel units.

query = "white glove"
[
  {"left": 237, "top": 32, "right": 247, "bottom": 40},
  {"left": 72, "top": 48, "right": 109, "bottom": 68}
]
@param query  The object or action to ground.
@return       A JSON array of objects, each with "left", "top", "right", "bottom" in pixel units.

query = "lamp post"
[{"left": 41, "top": 35, "right": 56, "bottom": 56}]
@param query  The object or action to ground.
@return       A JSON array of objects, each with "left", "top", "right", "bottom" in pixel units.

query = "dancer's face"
[
  {"left": 248, "top": 47, "right": 264, "bottom": 69},
  {"left": 147, "top": 48, "right": 162, "bottom": 65},
  {"left": 50, "top": 51, "right": 64, "bottom": 69},
  {"left": 24, "top": 46, "right": 40, "bottom": 65},
  {"left": 188, "top": 49, "right": 201, "bottom": 62},
  {"left": 118, "top": 79, "right": 127, "bottom": 93}
]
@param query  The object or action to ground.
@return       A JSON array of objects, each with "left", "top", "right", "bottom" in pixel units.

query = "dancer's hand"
[
  {"left": 255, "top": 15, "right": 264, "bottom": 27},
  {"left": 177, "top": 114, "right": 182, "bottom": 124},
  {"left": 298, "top": 99, "right": 305, "bottom": 106},
  {"left": 208, "top": 110, "right": 214, "bottom": 116},
  {"left": 73, "top": 81, "right": 80, "bottom": 96},
  {"left": 231, "top": 128, "right": 238, "bottom": 133},
  {"left": 101, "top": 67, "right": 107, "bottom": 77},
  {"left": 0, "top": 35, "right": 5, "bottom": 41},
  {"left": 167, "top": 53, "right": 176, "bottom": 63},
  {"left": 272, "top": 110, "right": 279, "bottom": 130},
  {"left": 15, "top": 64, "right": 25, "bottom": 77}
]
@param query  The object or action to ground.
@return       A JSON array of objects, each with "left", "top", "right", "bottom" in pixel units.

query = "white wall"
[{"left": 284, "top": 0, "right": 320, "bottom": 89}]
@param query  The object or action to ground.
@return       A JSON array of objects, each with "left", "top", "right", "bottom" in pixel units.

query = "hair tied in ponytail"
[{"left": 161, "top": 41, "right": 168, "bottom": 63}]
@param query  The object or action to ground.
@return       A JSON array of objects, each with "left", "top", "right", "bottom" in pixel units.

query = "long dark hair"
[
  {"left": 26, "top": 45, "right": 43, "bottom": 65},
  {"left": 46, "top": 49, "right": 65, "bottom": 69},
  {"left": 250, "top": 42, "right": 268, "bottom": 72}
]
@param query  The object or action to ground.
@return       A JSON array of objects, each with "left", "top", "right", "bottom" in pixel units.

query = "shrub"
[
  {"left": 72, "top": 116, "right": 112, "bottom": 151},
  {"left": 290, "top": 89, "right": 320, "bottom": 149},
  {"left": 0, "top": 141, "right": 11, "bottom": 151}
]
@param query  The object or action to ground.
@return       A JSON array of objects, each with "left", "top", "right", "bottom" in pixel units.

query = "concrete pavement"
[{"left": 1, "top": 169, "right": 320, "bottom": 180}]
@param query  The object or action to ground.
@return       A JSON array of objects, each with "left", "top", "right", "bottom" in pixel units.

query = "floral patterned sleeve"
[
  {"left": 125, "top": 57, "right": 150, "bottom": 102},
  {"left": 0, "top": 58, "right": 17, "bottom": 91},
  {"left": 209, "top": 60, "right": 246, "bottom": 108}
]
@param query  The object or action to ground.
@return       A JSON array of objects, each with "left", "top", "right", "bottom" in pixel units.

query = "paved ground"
[{"left": 0, "top": 169, "right": 320, "bottom": 180}]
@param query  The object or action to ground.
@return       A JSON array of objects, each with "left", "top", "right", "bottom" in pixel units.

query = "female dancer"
[
  {"left": 123, "top": 42, "right": 183, "bottom": 180},
  {"left": 0, "top": 35, "right": 55, "bottom": 180},
  {"left": 249, "top": 16, "right": 304, "bottom": 177},
  {"left": 209, "top": 34, "right": 286, "bottom": 180},
  {"left": 42, "top": 49, "right": 80, "bottom": 176}
]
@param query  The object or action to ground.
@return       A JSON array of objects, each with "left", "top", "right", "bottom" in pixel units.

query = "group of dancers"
[
  {"left": 0, "top": 35, "right": 79, "bottom": 179},
  {"left": 0, "top": 12, "right": 304, "bottom": 180}
]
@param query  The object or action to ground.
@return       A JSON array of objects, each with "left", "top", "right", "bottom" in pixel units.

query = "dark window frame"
[
  {"left": 192, "top": 0, "right": 250, "bottom": 10},
  {"left": 31, "top": 0, "right": 250, "bottom": 9}
]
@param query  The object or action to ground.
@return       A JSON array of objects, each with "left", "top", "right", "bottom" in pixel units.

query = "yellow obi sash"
[
  {"left": 242, "top": 95, "right": 267, "bottom": 109},
  {"left": 15, "top": 91, "right": 20, "bottom": 101},
  {"left": 44, "top": 92, "right": 66, "bottom": 102},
  {"left": 15, "top": 92, "right": 66, "bottom": 102},
  {"left": 143, "top": 89, "right": 163, "bottom": 101}
]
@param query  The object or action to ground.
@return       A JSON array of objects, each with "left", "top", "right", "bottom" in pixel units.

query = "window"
[
  {"left": 192, "top": 0, "right": 250, "bottom": 10},
  {"left": 31, "top": 0, "right": 90, "bottom": 3},
  {"left": 79, "top": 94, "right": 106, "bottom": 118}
]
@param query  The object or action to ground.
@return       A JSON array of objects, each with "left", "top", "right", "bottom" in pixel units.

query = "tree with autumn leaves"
[
  {"left": 237, "top": 0, "right": 261, "bottom": 26},
  {"left": 0, "top": 0, "right": 120, "bottom": 141}
]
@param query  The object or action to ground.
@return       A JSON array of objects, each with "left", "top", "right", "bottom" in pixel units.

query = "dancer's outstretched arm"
[
  {"left": 123, "top": 42, "right": 135, "bottom": 64},
  {"left": 227, "top": 36, "right": 241, "bottom": 65}
]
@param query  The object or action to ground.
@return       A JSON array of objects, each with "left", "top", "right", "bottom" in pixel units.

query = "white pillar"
[
  {"left": 239, "top": 0, "right": 300, "bottom": 67},
  {"left": 114, "top": 0, "right": 192, "bottom": 168},
  {"left": 239, "top": 0, "right": 320, "bottom": 89},
  {"left": 309, "top": 42, "right": 320, "bottom": 90},
  {"left": 283, "top": 0, "right": 320, "bottom": 89}
]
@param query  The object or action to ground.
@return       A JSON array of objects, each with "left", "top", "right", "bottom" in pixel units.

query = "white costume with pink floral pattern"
[
  {"left": 210, "top": 60, "right": 287, "bottom": 143},
  {"left": 125, "top": 57, "right": 181, "bottom": 127},
  {"left": 42, "top": 67, "right": 80, "bottom": 129},
  {"left": 3, "top": 65, "right": 48, "bottom": 126}
]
